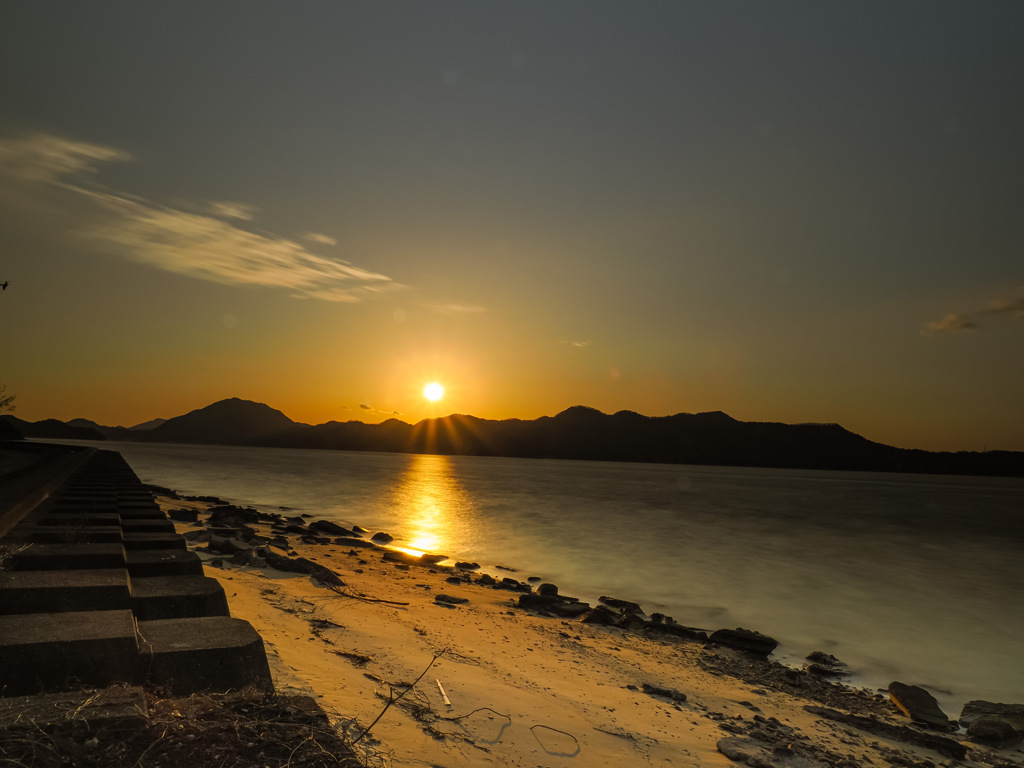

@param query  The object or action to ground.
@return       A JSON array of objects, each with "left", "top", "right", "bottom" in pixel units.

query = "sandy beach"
[{"left": 158, "top": 492, "right": 1023, "bottom": 768}]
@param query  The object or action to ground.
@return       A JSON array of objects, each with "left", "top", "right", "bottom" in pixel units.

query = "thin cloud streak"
[
  {"left": 0, "top": 133, "right": 130, "bottom": 184},
  {"left": 0, "top": 133, "right": 400, "bottom": 302},
  {"left": 302, "top": 232, "right": 338, "bottom": 246},
  {"left": 425, "top": 303, "right": 488, "bottom": 315},
  {"left": 207, "top": 201, "right": 258, "bottom": 221},
  {"left": 922, "top": 289, "right": 1024, "bottom": 335}
]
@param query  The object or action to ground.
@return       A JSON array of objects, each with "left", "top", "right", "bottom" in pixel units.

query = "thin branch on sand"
[
  {"left": 324, "top": 583, "right": 409, "bottom": 606},
  {"left": 440, "top": 707, "right": 512, "bottom": 724},
  {"left": 352, "top": 651, "right": 445, "bottom": 745}
]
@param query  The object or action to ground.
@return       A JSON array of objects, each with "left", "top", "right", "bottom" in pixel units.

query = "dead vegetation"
[{"left": 0, "top": 686, "right": 366, "bottom": 768}]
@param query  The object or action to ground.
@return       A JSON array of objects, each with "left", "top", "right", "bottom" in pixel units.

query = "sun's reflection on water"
[{"left": 390, "top": 454, "right": 470, "bottom": 557}]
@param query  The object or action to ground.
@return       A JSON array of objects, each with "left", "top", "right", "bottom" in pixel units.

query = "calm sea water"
[{"left": 48, "top": 440, "right": 1024, "bottom": 711}]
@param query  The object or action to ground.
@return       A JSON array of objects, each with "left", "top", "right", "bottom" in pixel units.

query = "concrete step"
[
  {"left": 37, "top": 513, "right": 122, "bottom": 527},
  {"left": 0, "top": 569, "right": 131, "bottom": 614},
  {"left": 125, "top": 549, "right": 204, "bottom": 577},
  {"left": 121, "top": 519, "right": 176, "bottom": 534},
  {"left": 131, "top": 575, "right": 230, "bottom": 619},
  {"left": 122, "top": 533, "right": 187, "bottom": 551},
  {"left": 137, "top": 616, "right": 273, "bottom": 694},
  {"left": 23, "top": 525, "right": 124, "bottom": 544},
  {"left": 9, "top": 543, "right": 126, "bottom": 571},
  {"left": 0, "top": 609, "right": 140, "bottom": 696}
]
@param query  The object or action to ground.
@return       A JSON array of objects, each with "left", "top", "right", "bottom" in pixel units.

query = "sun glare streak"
[{"left": 390, "top": 455, "right": 471, "bottom": 559}]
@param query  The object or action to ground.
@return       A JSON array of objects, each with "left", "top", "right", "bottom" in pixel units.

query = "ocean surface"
[{"left": 46, "top": 439, "right": 1024, "bottom": 711}]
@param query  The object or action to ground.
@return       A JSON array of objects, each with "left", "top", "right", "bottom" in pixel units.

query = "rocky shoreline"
[{"left": 153, "top": 485, "right": 1024, "bottom": 768}]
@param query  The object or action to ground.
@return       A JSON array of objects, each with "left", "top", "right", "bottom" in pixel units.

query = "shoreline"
[{"left": 154, "top": 487, "right": 1024, "bottom": 768}]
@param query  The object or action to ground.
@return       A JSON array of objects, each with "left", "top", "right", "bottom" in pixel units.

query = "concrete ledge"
[
  {"left": 10, "top": 542, "right": 126, "bottom": 571},
  {"left": 131, "top": 575, "right": 230, "bottom": 619},
  {"left": 37, "top": 513, "right": 122, "bottom": 527},
  {"left": 21, "top": 525, "right": 124, "bottom": 544},
  {"left": 126, "top": 549, "right": 204, "bottom": 577},
  {"left": 0, "top": 569, "right": 131, "bottom": 614},
  {"left": 138, "top": 616, "right": 273, "bottom": 694},
  {"left": 122, "top": 533, "right": 188, "bottom": 551},
  {"left": 0, "top": 610, "right": 140, "bottom": 696},
  {"left": 1, "top": 447, "right": 275, "bottom": 699},
  {"left": 0, "top": 444, "right": 96, "bottom": 539},
  {"left": 120, "top": 519, "right": 176, "bottom": 534}
]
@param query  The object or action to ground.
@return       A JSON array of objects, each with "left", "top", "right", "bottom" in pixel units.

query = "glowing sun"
[{"left": 423, "top": 382, "right": 445, "bottom": 402}]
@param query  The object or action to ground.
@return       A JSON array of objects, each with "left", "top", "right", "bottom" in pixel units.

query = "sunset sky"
[{"left": 1, "top": 2, "right": 1022, "bottom": 452}]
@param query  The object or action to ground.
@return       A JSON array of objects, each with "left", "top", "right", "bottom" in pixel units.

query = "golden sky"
[{"left": 1, "top": 2, "right": 1022, "bottom": 452}]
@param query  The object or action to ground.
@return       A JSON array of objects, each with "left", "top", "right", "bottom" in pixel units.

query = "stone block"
[
  {"left": 137, "top": 616, "right": 273, "bottom": 694},
  {"left": 121, "top": 533, "right": 187, "bottom": 551},
  {"left": 125, "top": 549, "right": 204, "bottom": 577},
  {"left": 131, "top": 575, "right": 230, "bottom": 619},
  {"left": 120, "top": 519, "right": 175, "bottom": 534},
  {"left": 22, "top": 525, "right": 124, "bottom": 544},
  {"left": 7, "top": 543, "right": 126, "bottom": 571},
  {"left": 0, "top": 569, "right": 131, "bottom": 614},
  {"left": 0, "top": 609, "right": 140, "bottom": 696}
]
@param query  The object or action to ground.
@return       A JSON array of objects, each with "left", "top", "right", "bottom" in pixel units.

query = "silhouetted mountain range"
[{"left": 3, "top": 398, "right": 1022, "bottom": 476}]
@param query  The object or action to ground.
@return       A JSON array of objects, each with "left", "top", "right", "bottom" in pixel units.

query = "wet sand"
[{"left": 160, "top": 493, "right": 1021, "bottom": 768}]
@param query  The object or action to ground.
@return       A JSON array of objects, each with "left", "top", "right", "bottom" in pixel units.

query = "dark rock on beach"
[
  {"left": 455, "top": 561, "right": 480, "bottom": 571},
  {"left": 167, "top": 507, "right": 199, "bottom": 523},
  {"left": 805, "top": 706, "right": 966, "bottom": 759},
  {"left": 371, "top": 532, "right": 394, "bottom": 543},
  {"left": 549, "top": 601, "right": 591, "bottom": 618},
  {"left": 262, "top": 551, "right": 346, "bottom": 587},
  {"left": 599, "top": 596, "right": 642, "bottom": 614},
  {"left": 333, "top": 537, "right": 376, "bottom": 549},
  {"left": 517, "top": 593, "right": 562, "bottom": 611},
  {"left": 580, "top": 606, "right": 620, "bottom": 625},
  {"left": 644, "top": 621, "right": 708, "bottom": 641},
  {"left": 959, "top": 700, "right": 1024, "bottom": 748},
  {"left": 309, "top": 519, "right": 351, "bottom": 536},
  {"left": 536, "top": 583, "right": 559, "bottom": 596},
  {"left": 805, "top": 651, "right": 850, "bottom": 678},
  {"left": 616, "top": 613, "right": 646, "bottom": 631},
  {"left": 708, "top": 628, "right": 779, "bottom": 657},
  {"left": 888, "top": 682, "right": 956, "bottom": 731},
  {"left": 642, "top": 682, "right": 687, "bottom": 702},
  {"left": 435, "top": 594, "right": 469, "bottom": 605},
  {"left": 382, "top": 550, "right": 421, "bottom": 565}
]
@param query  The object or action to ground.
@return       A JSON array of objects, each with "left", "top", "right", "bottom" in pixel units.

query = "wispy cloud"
[
  {"left": 0, "top": 132, "right": 400, "bottom": 302},
  {"left": 425, "top": 303, "right": 488, "bottom": 315},
  {"left": 207, "top": 201, "right": 257, "bottom": 221},
  {"left": 302, "top": 232, "right": 338, "bottom": 246},
  {"left": 559, "top": 339, "right": 593, "bottom": 348},
  {"left": 359, "top": 403, "right": 403, "bottom": 416},
  {"left": 922, "top": 289, "right": 1024, "bottom": 335},
  {"left": 0, "top": 133, "right": 130, "bottom": 184}
]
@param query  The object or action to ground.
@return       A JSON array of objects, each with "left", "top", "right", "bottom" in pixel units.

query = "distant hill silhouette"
[
  {"left": 145, "top": 398, "right": 295, "bottom": 444},
  {"left": 6, "top": 400, "right": 1022, "bottom": 476},
  {"left": 66, "top": 417, "right": 167, "bottom": 440},
  {"left": 1, "top": 415, "right": 104, "bottom": 441}
]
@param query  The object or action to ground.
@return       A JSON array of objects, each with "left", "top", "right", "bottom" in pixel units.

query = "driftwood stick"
[
  {"left": 325, "top": 583, "right": 409, "bottom": 606},
  {"left": 352, "top": 652, "right": 443, "bottom": 745},
  {"left": 530, "top": 723, "right": 580, "bottom": 745},
  {"left": 436, "top": 679, "right": 452, "bottom": 707},
  {"left": 441, "top": 707, "right": 512, "bottom": 723}
]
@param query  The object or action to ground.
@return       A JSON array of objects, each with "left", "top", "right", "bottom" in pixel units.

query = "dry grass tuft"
[{"left": 0, "top": 686, "right": 365, "bottom": 768}]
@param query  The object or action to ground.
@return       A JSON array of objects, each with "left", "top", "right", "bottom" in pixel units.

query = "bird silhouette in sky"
[{"left": 0, "top": 282, "right": 8, "bottom": 290}]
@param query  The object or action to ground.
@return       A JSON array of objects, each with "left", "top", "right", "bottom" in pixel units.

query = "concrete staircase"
[{"left": 0, "top": 447, "right": 272, "bottom": 696}]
